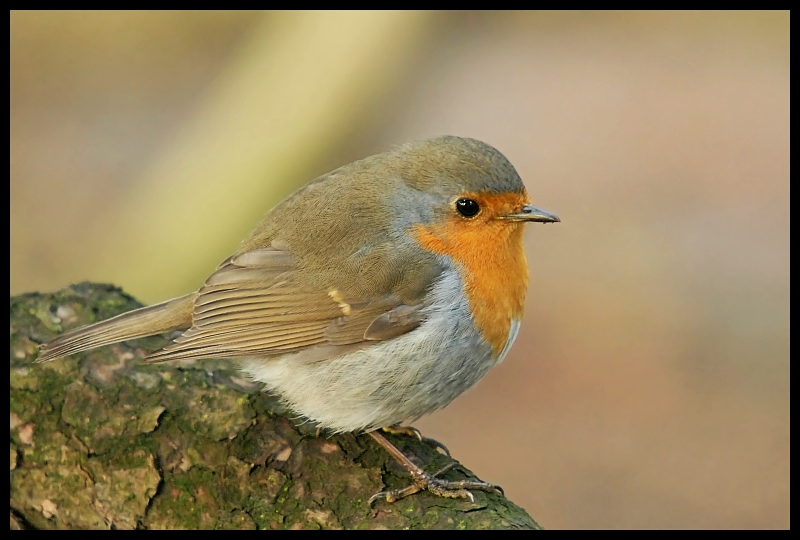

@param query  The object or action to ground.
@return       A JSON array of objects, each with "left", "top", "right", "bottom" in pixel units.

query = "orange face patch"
[{"left": 411, "top": 191, "right": 530, "bottom": 356}]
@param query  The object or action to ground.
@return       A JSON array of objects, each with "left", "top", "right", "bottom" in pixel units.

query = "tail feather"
[{"left": 36, "top": 294, "right": 196, "bottom": 363}]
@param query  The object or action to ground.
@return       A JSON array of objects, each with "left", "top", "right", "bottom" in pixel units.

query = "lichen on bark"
[{"left": 10, "top": 282, "right": 541, "bottom": 530}]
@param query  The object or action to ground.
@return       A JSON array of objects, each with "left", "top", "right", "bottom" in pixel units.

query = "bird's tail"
[{"left": 36, "top": 293, "right": 196, "bottom": 363}]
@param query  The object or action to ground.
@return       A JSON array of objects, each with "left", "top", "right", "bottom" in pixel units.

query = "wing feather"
[{"left": 145, "top": 246, "right": 428, "bottom": 363}]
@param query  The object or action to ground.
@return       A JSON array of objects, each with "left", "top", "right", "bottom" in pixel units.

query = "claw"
[
  {"left": 369, "top": 467, "right": 502, "bottom": 504},
  {"left": 381, "top": 424, "right": 451, "bottom": 457},
  {"left": 368, "top": 430, "right": 503, "bottom": 504}
]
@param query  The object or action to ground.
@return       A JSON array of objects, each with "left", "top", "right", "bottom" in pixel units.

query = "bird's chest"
[{"left": 413, "top": 224, "right": 529, "bottom": 357}]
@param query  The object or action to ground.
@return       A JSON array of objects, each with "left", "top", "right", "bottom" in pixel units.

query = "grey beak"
[{"left": 500, "top": 204, "right": 560, "bottom": 223}]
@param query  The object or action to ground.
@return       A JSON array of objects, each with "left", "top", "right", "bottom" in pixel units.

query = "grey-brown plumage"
[
  {"left": 37, "top": 135, "right": 560, "bottom": 504},
  {"left": 38, "top": 136, "right": 525, "bottom": 366},
  {"left": 36, "top": 295, "right": 195, "bottom": 362}
]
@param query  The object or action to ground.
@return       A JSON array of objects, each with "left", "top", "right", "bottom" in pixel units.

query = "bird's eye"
[{"left": 455, "top": 198, "right": 480, "bottom": 218}]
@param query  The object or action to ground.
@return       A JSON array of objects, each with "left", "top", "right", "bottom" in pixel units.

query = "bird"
[{"left": 37, "top": 135, "right": 559, "bottom": 503}]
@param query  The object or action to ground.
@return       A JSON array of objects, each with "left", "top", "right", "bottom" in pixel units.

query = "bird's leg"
[
  {"left": 381, "top": 424, "right": 451, "bottom": 457},
  {"left": 368, "top": 430, "right": 503, "bottom": 504}
]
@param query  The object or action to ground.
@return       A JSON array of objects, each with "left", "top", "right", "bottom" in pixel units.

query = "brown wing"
[{"left": 144, "top": 247, "right": 424, "bottom": 363}]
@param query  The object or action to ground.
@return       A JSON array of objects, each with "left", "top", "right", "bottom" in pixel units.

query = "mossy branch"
[{"left": 10, "top": 283, "right": 540, "bottom": 530}]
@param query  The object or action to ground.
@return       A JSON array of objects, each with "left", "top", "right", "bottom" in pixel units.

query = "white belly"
[{"left": 238, "top": 268, "right": 515, "bottom": 433}]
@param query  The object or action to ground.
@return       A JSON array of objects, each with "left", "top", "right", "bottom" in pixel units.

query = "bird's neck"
[{"left": 412, "top": 222, "right": 528, "bottom": 356}]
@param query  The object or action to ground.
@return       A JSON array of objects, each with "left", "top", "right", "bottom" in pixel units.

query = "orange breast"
[{"left": 412, "top": 192, "right": 530, "bottom": 356}]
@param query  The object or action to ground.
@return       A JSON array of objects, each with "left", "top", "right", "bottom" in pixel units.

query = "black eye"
[{"left": 455, "top": 198, "right": 480, "bottom": 218}]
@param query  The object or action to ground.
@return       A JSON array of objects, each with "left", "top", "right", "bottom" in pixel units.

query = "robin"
[{"left": 37, "top": 135, "right": 559, "bottom": 503}]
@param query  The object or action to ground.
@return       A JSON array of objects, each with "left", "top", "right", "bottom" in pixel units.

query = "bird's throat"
[{"left": 412, "top": 217, "right": 528, "bottom": 357}]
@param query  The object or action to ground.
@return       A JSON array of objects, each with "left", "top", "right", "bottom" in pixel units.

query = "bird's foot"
[
  {"left": 369, "top": 461, "right": 503, "bottom": 504},
  {"left": 367, "top": 430, "right": 503, "bottom": 504},
  {"left": 381, "top": 424, "right": 451, "bottom": 457}
]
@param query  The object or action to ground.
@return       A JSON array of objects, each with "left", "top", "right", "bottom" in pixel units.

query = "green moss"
[{"left": 11, "top": 284, "right": 541, "bottom": 529}]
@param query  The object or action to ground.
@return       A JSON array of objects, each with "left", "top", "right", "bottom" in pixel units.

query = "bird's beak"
[{"left": 499, "top": 204, "right": 560, "bottom": 223}]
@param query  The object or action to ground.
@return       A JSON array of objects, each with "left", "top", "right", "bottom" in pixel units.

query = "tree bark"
[{"left": 10, "top": 283, "right": 541, "bottom": 530}]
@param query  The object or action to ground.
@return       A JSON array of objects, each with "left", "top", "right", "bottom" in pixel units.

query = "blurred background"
[{"left": 11, "top": 11, "right": 789, "bottom": 529}]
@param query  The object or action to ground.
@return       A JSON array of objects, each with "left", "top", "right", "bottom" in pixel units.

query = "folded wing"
[{"left": 145, "top": 247, "right": 425, "bottom": 363}]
